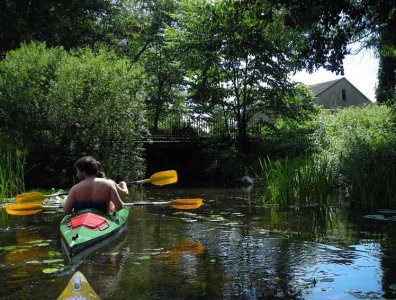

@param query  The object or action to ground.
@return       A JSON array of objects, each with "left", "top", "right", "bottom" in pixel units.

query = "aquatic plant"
[
  {"left": 258, "top": 155, "right": 335, "bottom": 207},
  {"left": 0, "top": 145, "right": 25, "bottom": 201}
]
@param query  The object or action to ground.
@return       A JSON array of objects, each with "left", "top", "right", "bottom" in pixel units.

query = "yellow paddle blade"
[
  {"left": 170, "top": 198, "right": 202, "bottom": 206},
  {"left": 15, "top": 192, "right": 47, "bottom": 204},
  {"left": 171, "top": 204, "right": 202, "bottom": 210},
  {"left": 170, "top": 198, "right": 203, "bottom": 210},
  {"left": 15, "top": 191, "right": 68, "bottom": 204},
  {"left": 148, "top": 170, "right": 178, "bottom": 186},
  {"left": 5, "top": 203, "right": 42, "bottom": 216}
]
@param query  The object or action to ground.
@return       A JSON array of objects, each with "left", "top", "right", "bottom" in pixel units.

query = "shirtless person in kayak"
[{"left": 63, "top": 156, "right": 124, "bottom": 214}]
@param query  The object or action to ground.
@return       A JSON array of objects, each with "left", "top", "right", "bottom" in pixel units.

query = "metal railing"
[{"left": 149, "top": 116, "right": 268, "bottom": 139}]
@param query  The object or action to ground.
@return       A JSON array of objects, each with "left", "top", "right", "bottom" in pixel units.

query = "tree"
[
  {"left": 269, "top": 0, "right": 396, "bottom": 103},
  {"left": 375, "top": 9, "right": 396, "bottom": 104},
  {"left": 0, "top": 0, "right": 118, "bottom": 59},
  {"left": 166, "top": 0, "right": 314, "bottom": 151},
  {"left": 108, "top": 0, "right": 187, "bottom": 131}
]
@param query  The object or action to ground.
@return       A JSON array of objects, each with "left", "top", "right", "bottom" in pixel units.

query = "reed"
[
  {"left": 258, "top": 155, "right": 335, "bottom": 207},
  {"left": 340, "top": 147, "right": 396, "bottom": 208},
  {"left": 0, "top": 146, "right": 25, "bottom": 202}
]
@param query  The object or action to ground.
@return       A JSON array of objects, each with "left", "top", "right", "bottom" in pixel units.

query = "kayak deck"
[
  {"left": 60, "top": 207, "right": 129, "bottom": 260},
  {"left": 57, "top": 271, "right": 99, "bottom": 300}
]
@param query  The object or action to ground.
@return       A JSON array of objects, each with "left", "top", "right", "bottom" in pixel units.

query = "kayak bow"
[
  {"left": 60, "top": 208, "right": 129, "bottom": 260},
  {"left": 57, "top": 271, "right": 99, "bottom": 300}
]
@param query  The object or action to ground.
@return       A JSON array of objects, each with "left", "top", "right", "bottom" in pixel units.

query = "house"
[
  {"left": 309, "top": 77, "right": 371, "bottom": 108},
  {"left": 250, "top": 77, "right": 371, "bottom": 124}
]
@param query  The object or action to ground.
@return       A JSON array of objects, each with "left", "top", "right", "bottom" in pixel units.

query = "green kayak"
[{"left": 60, "top": 207, "right": 129, "bottom": 260}]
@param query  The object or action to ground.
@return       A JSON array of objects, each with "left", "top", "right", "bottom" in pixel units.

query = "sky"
[{"left": 291, "top": 48, "right": 379, "bottom": 102}]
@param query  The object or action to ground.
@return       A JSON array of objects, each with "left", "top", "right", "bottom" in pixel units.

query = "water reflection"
[{"left": 0, "top": 186, "right": 395, "bottom": 299}]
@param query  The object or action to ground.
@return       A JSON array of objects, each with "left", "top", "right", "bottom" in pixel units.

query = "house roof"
[
  {"left": 308, "top": 77, "right": 371, "bottom": 103},
  {"left": 308, "top": 78, "right": 343, "bottom": 96}
]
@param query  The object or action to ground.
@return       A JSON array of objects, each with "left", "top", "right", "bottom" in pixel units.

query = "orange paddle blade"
[
  {"left": 170, "top": 198, "right": 202, "bottom": 206},
  {"left": 5, "top": 203, "right": 43, "bottom": 216}
]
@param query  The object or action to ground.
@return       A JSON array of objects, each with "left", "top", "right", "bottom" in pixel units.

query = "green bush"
[
  {"left": 257, "top": 104, "right": 396, "bottom": 208},
  {"left": 319, "top": 104, "right": 396, "bottom": 207},
  {"left": 0, "top": 42, "right": 147, "bottom": 186}
]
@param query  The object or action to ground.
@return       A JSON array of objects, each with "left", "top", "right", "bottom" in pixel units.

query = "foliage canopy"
[{"left": 0, "top": 42, "right": 147, "bottom": 186}]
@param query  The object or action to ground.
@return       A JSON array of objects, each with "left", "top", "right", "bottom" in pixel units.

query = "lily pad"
[
  {"left": 137, "top": 255, "right": 151, "bottom": 260},
  {"left": 13, "top": 271, "right": 29, "bottom": 278},
  {"left": 208, "top": 216, "right": 225, "bottom": 222},
  {"left": 231, "top": 213, "right": 245, "bottom": 217},
  {"left": 10, "top": 248, "right": 30, "bottom": 254},
  {"left": 43, "top": 259, "right": 64, "bottom": 264},
  {"left": 43, "top": 211, "right": 59, "bottom": 214},
  {"left": 26, "top": 240, "right": 45, "bottom": 244},
  {"left": 42, "top": 268, "right": 60, "bottom": 274},
  {"left": 0, "top": 245, "right": 18, "bottom": 251},
  {"left": 390, "top": 283, "right": 396, "bottom": 292},
  {"left": 173, "top": 211, "right": 197, "bottom": 217},
  {"left": 378, "top": 209, "right": 396, "bottom": 214},
  {"left": 181, "top": 218, "right": 198, "bottom": 223},
  {"left": 47, "top": 251, "right": 62, "bottom": 257},
  {"left": 363, "top": 215, "right": 396, "bottom": 222}
]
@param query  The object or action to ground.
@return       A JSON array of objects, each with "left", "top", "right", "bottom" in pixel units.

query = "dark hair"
[
  {"left": 96, "top": 161, "right": 106, "bottom": 178},
  {"left": 74, "top": 156, "right": 98, "bottom": 176}
]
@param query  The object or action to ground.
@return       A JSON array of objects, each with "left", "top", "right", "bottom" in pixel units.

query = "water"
[{"left": 1, "top": 186, "right": 396, "bottom": 299}]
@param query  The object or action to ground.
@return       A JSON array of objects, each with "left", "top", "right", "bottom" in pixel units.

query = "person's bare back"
[{"left": 63, "top": 157, "right": 124, "bottom": 214}]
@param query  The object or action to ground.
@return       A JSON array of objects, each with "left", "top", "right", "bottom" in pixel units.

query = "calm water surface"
[{"left": 1, "top": 186, "right": 396, "bottom": 299}]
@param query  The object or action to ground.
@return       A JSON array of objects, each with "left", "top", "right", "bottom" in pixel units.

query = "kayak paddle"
[
  {"left": 127, "top": 170, "right": 177, "bottom": 186},
  {"left": 5, "top": 198, "right": 203, "bottom": 216},
  {"left": 124, "top": 198, "right": 203, "bottom": 210},
  {"left": 14, "top": 170, "right": 178, "bottom": 204}
]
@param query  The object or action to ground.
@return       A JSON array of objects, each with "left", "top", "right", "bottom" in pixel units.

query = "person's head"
[{"left": 74, "top": 156, "right": 98, "bottom": 180}]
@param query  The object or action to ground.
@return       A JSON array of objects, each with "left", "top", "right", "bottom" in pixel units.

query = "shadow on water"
[{"left": 1, "top": 186, "right": 396, "bottom": 299}]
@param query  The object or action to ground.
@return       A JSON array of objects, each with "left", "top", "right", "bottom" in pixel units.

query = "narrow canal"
[{"left": 1, "top": 186, "right": 396, "bottom": 299}]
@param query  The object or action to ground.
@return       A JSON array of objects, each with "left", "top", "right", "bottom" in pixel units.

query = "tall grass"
[
  {"left": 258, "top": 155, "right": 335, "bottom": 207},
  {"left": 0, "top": 146, "right": 25, "bottom": 202},
  {"left": 256, "top": 105, "right": 396, "bottom": 209}
]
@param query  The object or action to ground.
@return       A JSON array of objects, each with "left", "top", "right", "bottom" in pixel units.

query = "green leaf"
[{"left": 42, "top": 268, "right": 60, "bottom": 274}]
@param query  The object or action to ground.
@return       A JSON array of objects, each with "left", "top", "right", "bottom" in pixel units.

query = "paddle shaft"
[
  {"left": 12, "top": 202, "right": 175, "bottom": 210},
  {"left": 127, "top": 179, "right": 149, "bottom": 186},
  {"left": 6, "top": 197, "right": 202, "bottom": 215},
  {"left": 124, "top": 201, "right": 172, "bottom": 206},
  {"left": 49, "top": 192, "right": 69, "bottom": 197},
  {"left": 15, "top": 170, "right": 177, "bottom": 204},
  {"left": 9, "top": 199, "right": 201, "bottom": 210}
]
